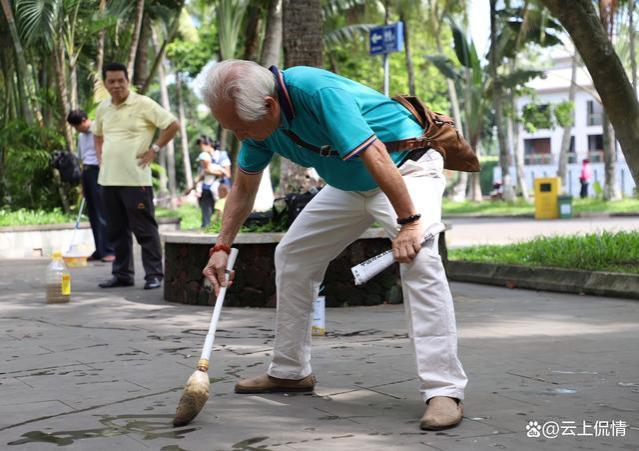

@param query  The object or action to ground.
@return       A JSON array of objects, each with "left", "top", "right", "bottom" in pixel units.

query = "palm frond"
[{"left": 324, "top": 23, "right": 374, "bottom": 46}]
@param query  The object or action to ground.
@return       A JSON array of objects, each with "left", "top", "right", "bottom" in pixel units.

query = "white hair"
[{"left": 201, "top": 59, "right": 276, "bottom": 122}]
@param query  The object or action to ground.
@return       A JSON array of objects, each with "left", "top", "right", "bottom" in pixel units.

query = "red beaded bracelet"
[{"left": 209, "top": 243, "right": 231, "bottom": 256}]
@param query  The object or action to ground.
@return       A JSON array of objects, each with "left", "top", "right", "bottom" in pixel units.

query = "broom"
[{"left": 173, "top": 247, "right": 239, "bottom": 427}]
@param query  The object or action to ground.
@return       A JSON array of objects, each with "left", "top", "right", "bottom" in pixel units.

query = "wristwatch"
[{"left": 151, "top": 143, "right": 161, "bottom": 153}]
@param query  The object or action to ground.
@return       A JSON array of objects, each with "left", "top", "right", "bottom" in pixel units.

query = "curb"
[{"left": 446, "top": 260, "right": 639, "bottom": 300}]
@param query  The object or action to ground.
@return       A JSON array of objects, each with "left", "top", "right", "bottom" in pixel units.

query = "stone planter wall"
[
  {"left": 163, "top": 229, "right": 449, "bottom": 308},
  {"left": 163, "top": 230, "right": 406, "bottom": 307},
  {"left": 0, "top": 217, "right": 180, "bottom": 259}
]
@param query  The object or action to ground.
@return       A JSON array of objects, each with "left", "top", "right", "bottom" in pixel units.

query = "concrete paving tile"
[
  {"left": 0, "top": 400, "right": 74, "bottom": 430},
  {"left": 2, "top": 257, "right": 639, "bottom": 450}
]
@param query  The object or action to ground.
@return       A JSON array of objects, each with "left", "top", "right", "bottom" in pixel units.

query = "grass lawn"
[
  {"left": 0, "top": 208, "right": 75, "bottom": 227},
  {"left": 2, "top": 197, "right": 638, "bottom": 228},
  {"left": 449, "top": 231, "right": 639, "bottom": 274},
  {"left": 156, "top": 204, "right": 201, "bottom": 230},
  {"left": 443, "top": 197, "right": 639, "bottom": 217}
]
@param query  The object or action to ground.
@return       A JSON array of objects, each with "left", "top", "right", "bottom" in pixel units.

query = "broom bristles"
[{"left": 173, "top": 369, "right": 210, "bottom": 426}]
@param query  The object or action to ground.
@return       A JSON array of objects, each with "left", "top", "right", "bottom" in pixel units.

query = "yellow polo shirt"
[{"left": 94, "top": 92, "right": 176, "bottom": 186}]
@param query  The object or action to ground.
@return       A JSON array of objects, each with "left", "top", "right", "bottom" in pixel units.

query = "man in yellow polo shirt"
[{"left": 94, "top": 62, "right": 180, "bottom": 290}]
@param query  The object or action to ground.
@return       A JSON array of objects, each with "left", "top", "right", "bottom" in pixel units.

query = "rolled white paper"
[{"left": 351, "top": 222, "right": 446, "bottom": 286}]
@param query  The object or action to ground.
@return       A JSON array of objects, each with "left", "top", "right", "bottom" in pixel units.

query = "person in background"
[
  {"left": 211, "top": 183, "right": 229, "bottom": 227},
  {"left": 194, "top": 135, "right": 231, "bottom": 228},
  {"left": 94, "top": 62, "right": 180, "bottom": 290},
  {"left": 579, "top": 158, "right": 592, "bottom": 199},
  {"left": 66, "top": 109, "right": 115, "bottom": 262}
]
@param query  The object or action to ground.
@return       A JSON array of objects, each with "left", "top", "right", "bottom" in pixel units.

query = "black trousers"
[
  {"left": 82, "top": 166, "right": 114, "bottom": 258},
  {"left": 102, "top": 186, "right": 163, "bottom": 282},
  {"left": 580, "top": 180, "right": 589, "bottom": 198},
  {"left": 199, "top": 189, "right": 215, "bottom": 228}
]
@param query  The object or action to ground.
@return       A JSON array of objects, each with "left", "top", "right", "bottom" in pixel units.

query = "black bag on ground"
[
  {"left": 282, "top": 189, "right": 319, "bottom": 227},
  {"left": 51, "top": 150, "right": 82, "bottom": 185}
]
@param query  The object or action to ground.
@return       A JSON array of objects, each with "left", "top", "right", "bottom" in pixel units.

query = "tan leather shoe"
[
  {"left": 234, "top": 373, "right": 316, "bottom": 394},
  {"left": 420, "top": 396, "right": 463, "bottom": 430}
]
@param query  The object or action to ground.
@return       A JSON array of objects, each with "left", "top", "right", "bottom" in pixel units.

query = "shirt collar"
[
  {"left": 108, "top": 91, "right": 137, "bottom": 107},
  {"left": 269, "top": 66, "right": 295, "bottom": 126}
]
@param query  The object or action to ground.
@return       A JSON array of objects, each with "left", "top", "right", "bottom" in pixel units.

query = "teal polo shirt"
[{"left": 237, "top": 66, "right": 424, "bottom": 191}]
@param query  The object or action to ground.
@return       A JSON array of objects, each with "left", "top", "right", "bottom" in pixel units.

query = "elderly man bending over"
[{"left": 201, "top": 60, "right": 468, "bottom": 430}]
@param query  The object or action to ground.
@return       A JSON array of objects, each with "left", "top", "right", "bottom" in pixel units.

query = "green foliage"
[
  {"left": 0, "top": 208, "right": 76, "bottom": 227},
  {"left": 554, "top": 100, "right": 574, "bottom": 128},
  {"left": 157, "top": 204, "right": 201, "bottom": 229},
  {"left": 521, "top": 102, "right": 553, "bottom": 132},
  {"left": 479, "top": 156, "right": 499, "bottom": 195},
  {"left": 0, "top": 119, "right": 68, "bottom": 209},
  {"left": 449, "top": 231, "right": 639, "bottom": 274},
  {"left": 326, "top": 12, "right": 450, "bottom": 112},
  {"left": 167, "top": 27, "right": 219, "bottom": 77}
]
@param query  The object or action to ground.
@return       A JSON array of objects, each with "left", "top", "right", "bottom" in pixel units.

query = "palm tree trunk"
[
  {"left": 70, "top": 62, "right": 78, "bottom": 109},
  {"left": 255, "top": 0, "right": 283, "bottom": 209},
  {"left": 467, "top": 136, "right": 483, "bottom": 202},
  {"left": 52, "top": 39, "right": 75, "bottom": 152},
  {"left": 432, "top": 4, "right": 467, "bottom": 201},
  {"left": 602, "top": 111, "right": 621, "bottom": 199},
  {"left": 156, "top": 56, "right": 177, "bottom": 208},
  {"left": 280, "top": 0, "right": 323, "bottom": 193},
  {"left": 139, "top": 4, "right": 182, "bottom": 95},
  {"left": 490, "top": 0, "right": 514, "bottom": 201},
  {"left": 1, "top": 0, "right": 33, "bottom": 122},
  {"left": 96, "top": 0, "right": 106, "bottom": 78},
  {"left": 127, "top": 0, "right": 145, "bottom": 81},
  {"left": 630, "top": 0, "right": 637, "bottom": 91},
  {"left": 133, "top": 15, "right": 151, "bottom": 90},
  {"left": 260, "top": 0, "right": 282, "bottom": 67},
  {"left": 400, "top": 11, "right": 416, "bottom": 96},
  {"left": 283, "top": 0, "right": 323, "bottom": 67},
  {"left": 176, "top": 73, "right": 193, "bottom": 189},
  {"left": 242, "top": 3, "right": 263, "bottom": 61},
  {"left": 557, "top": 52, "right": 577, "bottom": 183}
]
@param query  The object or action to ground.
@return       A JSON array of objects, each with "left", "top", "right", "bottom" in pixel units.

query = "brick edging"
[{"left": 446, "top": 260, "right": 639, "bottom": 300}]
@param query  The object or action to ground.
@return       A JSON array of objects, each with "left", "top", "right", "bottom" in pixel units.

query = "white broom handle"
[{"left": 200, "top": 247, "right": 239, "bottom": 360}]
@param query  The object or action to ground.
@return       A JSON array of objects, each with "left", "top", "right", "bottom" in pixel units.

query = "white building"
[{"left": 494, "top": 50, "right": 636, "bottom": 197}]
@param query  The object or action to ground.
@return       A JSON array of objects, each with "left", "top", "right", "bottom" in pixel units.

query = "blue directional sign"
[{"left": 369, "top": 22, "right": 405, "bottom": 55}]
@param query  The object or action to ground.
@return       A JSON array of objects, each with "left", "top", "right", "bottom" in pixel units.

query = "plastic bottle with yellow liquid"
[{"left": 46, "top": 250, "right": 71, "bottom": 303}]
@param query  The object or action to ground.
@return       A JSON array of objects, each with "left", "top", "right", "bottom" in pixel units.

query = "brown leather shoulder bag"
[{"left": 393, "top": 95, "right": 480, "bottom": 172}]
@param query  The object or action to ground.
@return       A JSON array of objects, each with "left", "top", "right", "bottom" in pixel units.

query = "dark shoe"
[
  {"left": 87, "top": 254, "right": 100, "bottom": 262},
  {"left": 235, "top": 373, "right": 316, "bottom": 394},
  {"left": 99, "top": 277, "right": 134, "bottom": 288},
  {"left": 420, "top": 397, "right": 463, "bottom": 430},
  {"left": 144, "top": 277, "right": 162, "bottom": 290},
  {"left": 101, "top": 255, "right": 115, "bottom": 262}
]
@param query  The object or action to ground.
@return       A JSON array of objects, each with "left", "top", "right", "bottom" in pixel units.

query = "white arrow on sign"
[{"left": 371, "top": 32, "right": 383, "bottom": 44}]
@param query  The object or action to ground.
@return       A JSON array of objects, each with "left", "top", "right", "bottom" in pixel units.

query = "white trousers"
[{"left": 268, "top": 152, "right": 467, "bottom": 401}]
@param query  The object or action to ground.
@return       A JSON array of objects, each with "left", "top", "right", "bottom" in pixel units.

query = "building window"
[
  {"left": 524, "top": 138, "right": 553, "bottom": 165},
  {"left": 587, "top": 100, "right": 603, "bottom": 126},
  {"left": 588, "top": 134, "right": 604, "bottom": 162}
]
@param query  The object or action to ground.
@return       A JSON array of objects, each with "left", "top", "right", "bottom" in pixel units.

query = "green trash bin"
[{"left": 558, "top": 195, "right": 573, "bottom": 219}]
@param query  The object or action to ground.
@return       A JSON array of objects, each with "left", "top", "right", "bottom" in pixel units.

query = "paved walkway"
[
  {"left": 1, "top": 258, "right": 638, "bottom": 450},
  {"left": 446, "top": 216, "right": 639, "bottom": 248}
]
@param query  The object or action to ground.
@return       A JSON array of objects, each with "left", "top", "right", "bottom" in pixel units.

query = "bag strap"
[
  {"left": 392, "top": 95, "right": 426, "bottom": 128},
  {"left": 283, "top": 128, "right": 429, "bottom": 158}
]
